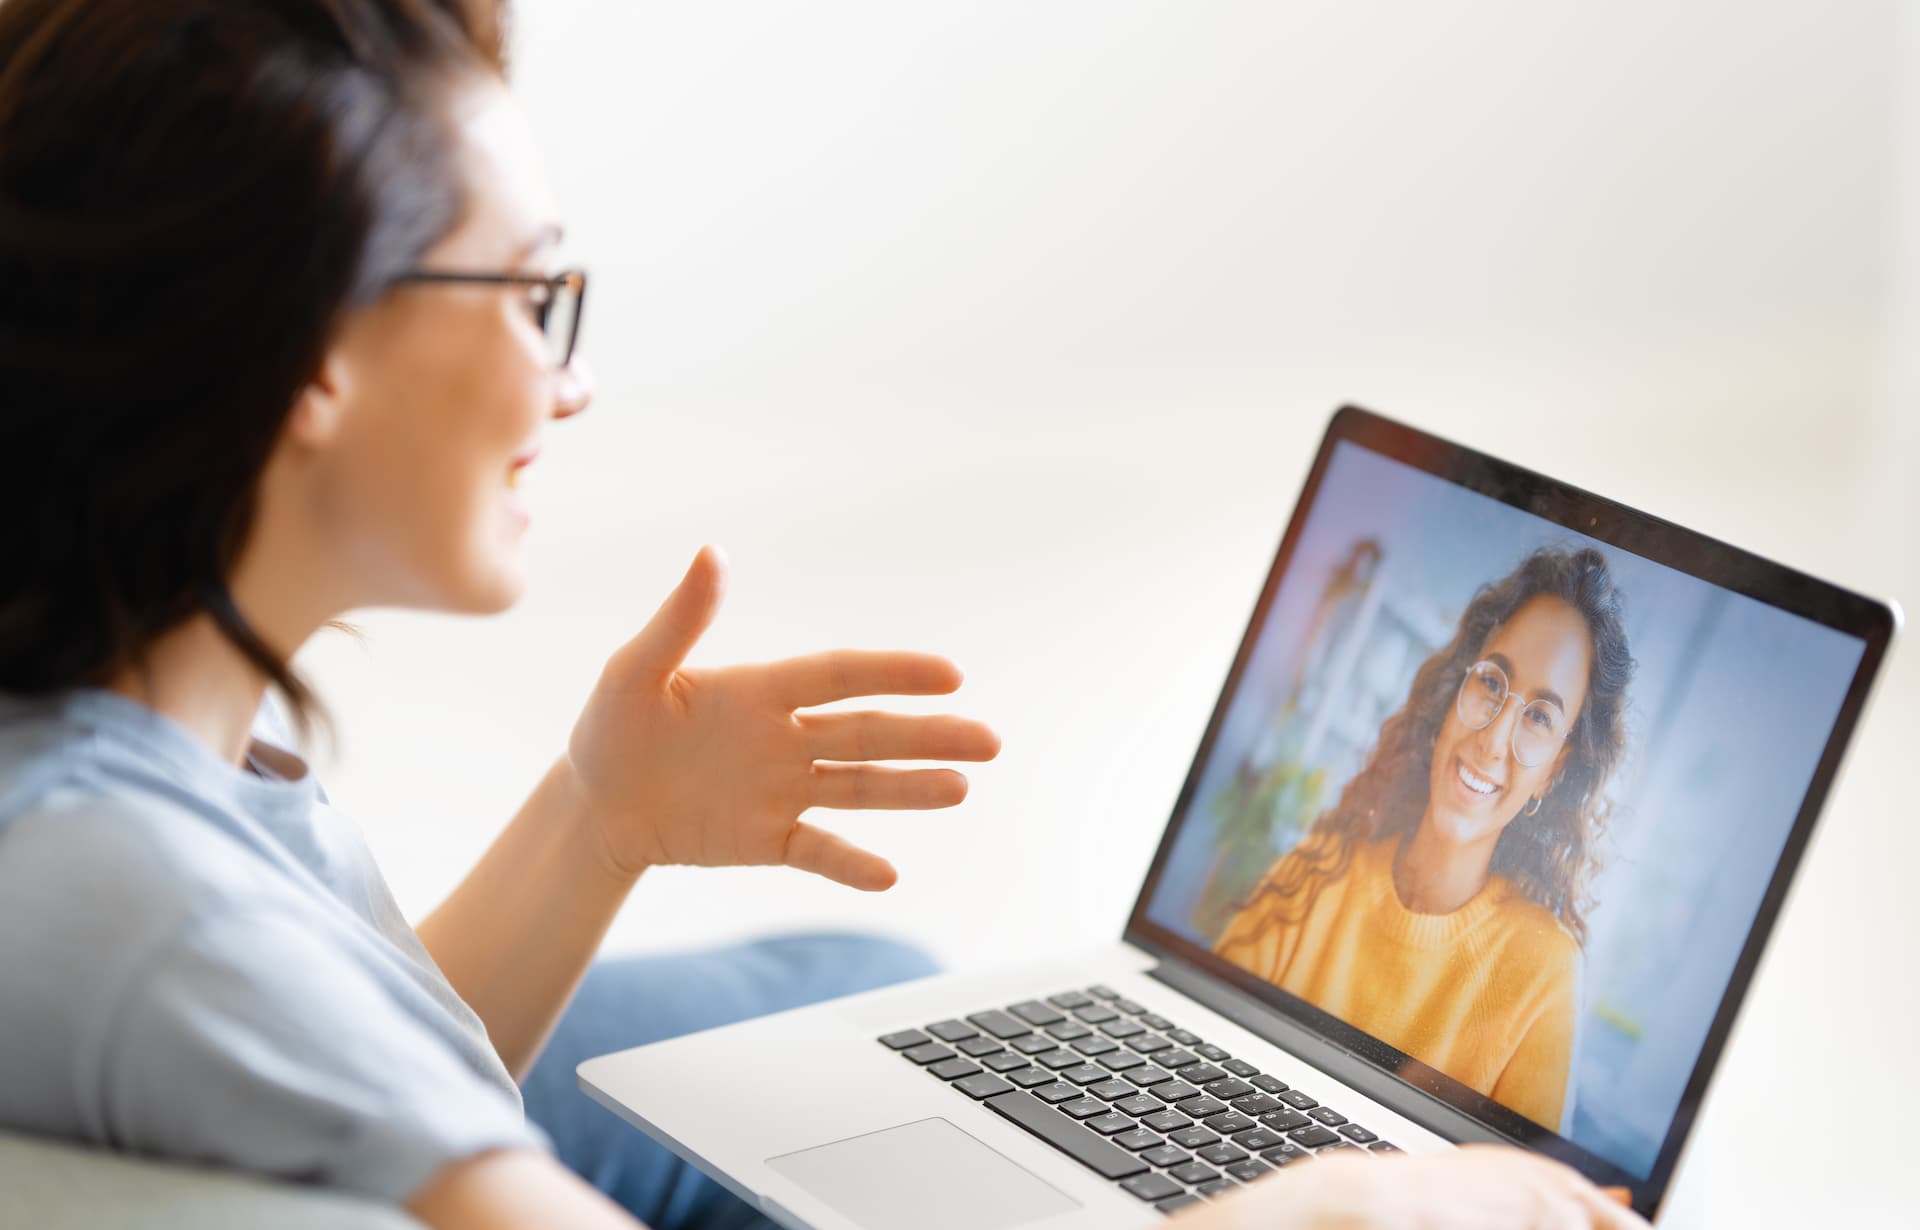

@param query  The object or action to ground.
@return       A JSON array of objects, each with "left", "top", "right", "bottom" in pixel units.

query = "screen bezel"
[{"left": 1122, "top": 405, "right": 1899, "bottom": 1217}]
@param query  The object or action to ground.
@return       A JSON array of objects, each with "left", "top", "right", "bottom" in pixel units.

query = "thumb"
[{"left": 606, "top": 545, "right": 728, "bottom": 686}]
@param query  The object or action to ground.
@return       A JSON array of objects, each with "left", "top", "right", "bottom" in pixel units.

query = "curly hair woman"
[{"left": 1215, "top": 547, "right": 1635, "bottom": 1130}]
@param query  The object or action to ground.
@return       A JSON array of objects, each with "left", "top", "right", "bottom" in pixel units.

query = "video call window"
[{"left": 1145, "top": 440, "right": 1863, "bottom": 1179}]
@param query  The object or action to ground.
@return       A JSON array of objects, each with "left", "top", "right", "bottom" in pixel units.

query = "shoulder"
[{"left": 1483, "top": 879, "right": 1580, "bottom": 985}]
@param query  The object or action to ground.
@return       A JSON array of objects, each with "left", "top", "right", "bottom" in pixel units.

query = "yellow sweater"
[{"left": 1214, "top": 835, "right": 1577, "bottom": 1128}]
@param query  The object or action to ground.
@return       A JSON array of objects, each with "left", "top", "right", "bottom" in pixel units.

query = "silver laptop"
[{"left": 579, "top": 406, "right": 1898, "bottom": 1228}]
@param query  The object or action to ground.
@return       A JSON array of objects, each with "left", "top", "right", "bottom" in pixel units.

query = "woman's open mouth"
[{"left": 1455, "top": 756, "right": 1502, "bottom": 798}]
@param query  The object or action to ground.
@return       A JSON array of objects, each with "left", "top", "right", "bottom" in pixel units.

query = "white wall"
[{"left": 296, "top": 3, "right": 1915, "bottom": 1224}]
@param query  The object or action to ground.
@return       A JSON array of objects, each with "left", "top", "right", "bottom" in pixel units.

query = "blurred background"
[{"left": 293, "top": 2, "right": 1917, "bottom": 1224}]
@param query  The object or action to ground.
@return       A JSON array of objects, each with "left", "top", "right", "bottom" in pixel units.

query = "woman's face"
[
  {"left": 1422, "top": 594, "right": 1592, "bottom": 849},
  {"left": 280, "top": 79, "right": 592, "bottom": 617}
]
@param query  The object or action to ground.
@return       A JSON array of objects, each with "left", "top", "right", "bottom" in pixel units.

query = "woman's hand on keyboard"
[
  {"left": 564, "top": 546, "right": 1001, "bottom": 887},
  {"left": 1166, "top": 1144, "right": 1647, "bottom": 1230}
]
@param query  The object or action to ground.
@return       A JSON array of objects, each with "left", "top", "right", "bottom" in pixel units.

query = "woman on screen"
[{"left": 1215, "top": 547, "right": 1633, "bottom": 1129}]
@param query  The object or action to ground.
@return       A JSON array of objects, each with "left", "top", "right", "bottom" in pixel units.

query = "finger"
[
  {"left": 1579, "top": 1185, "right": 1650, "bottom": 1229},
  {"left": 603, "top": 546, "right": 728, "bottom": 687},
  {"left": 798, "top": 712, "right": 1001, "bottom": 763},
  {"left": 773, "top": 649, "right": 964, "bottom": 709},
  {"left": 807, "top": 763, "right": 969, "bottom": 810},
  {"left": 784, "top": 821, "right": 898, "bottom": 891}
]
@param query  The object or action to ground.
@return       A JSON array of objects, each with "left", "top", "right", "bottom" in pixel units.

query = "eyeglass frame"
[
  {"left": 390, "top": 268, "right": 588, "bottom": 368},
  {"left": 1453, "top": 658, "right": 1572, "bottom": 769}
]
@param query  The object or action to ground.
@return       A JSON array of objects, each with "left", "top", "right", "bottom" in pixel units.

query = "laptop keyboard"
[{"left": 878, "top": 984, "right": 1398, "bottom": 1216}]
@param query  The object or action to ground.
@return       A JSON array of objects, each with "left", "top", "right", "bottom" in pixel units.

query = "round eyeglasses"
[
  {"left": 391, "top": 268, "right": 588, "bottom": 368},
  {"left": 1454, "top": 659, "right": 1570, "bottom": 768}
]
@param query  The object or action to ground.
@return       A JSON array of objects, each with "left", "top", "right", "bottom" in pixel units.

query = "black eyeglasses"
[{"left": 391, "top": 268, "right": 588, "bottom": 368}]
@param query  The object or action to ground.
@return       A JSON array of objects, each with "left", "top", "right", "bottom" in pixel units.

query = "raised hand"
[{"left": 564, "top": 546, "right": 1001, "bottom": 889}]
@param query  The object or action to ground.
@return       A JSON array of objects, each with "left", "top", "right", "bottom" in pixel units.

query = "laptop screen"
[{"left": 1129, "top": 409, "right": 1891, "bottom": 1202}]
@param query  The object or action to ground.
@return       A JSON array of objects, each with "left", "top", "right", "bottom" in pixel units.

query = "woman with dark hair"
[
  {"left": 0, "top": 2, "right": 1645, "bottom": 1226},
  {"left": 1216, "top": 547, "right": 1635, "bottom": 1129}
]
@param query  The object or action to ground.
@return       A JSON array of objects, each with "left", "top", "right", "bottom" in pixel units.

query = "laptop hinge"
[{"left": 1145, "top": 954, "right": 1511, "bottom": 1148}]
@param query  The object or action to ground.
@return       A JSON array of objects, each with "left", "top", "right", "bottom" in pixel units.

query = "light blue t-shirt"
[{"left": 0, "top": 689, "right": 546, "bottom": 1203}]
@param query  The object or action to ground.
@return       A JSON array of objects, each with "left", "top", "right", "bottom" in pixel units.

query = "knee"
[{"left": 756, "top": 931, "right": 941, "bottom": 1000}]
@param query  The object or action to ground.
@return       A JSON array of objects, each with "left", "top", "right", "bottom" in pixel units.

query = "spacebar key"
[{"left": 984, "top": 1091, "right": 1148, "bottom": 1179}]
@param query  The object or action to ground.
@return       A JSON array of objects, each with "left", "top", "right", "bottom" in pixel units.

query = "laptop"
[{"left": 579, "top": 406, "right": 1899, "bottom": 1227}]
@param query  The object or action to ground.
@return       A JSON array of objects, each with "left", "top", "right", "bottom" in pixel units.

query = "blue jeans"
[{"left": 520, "top": 933, "right": 939, "bottom": 1230}]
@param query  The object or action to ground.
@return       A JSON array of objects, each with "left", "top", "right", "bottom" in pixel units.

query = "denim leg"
[{"left": 520, "top": 932, "right": 939, "bottom": 1230}]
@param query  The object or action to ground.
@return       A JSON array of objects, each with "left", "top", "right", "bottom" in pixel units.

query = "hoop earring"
[{"left": 1523, "top": 795, "right": 1543, "bottom": 817}]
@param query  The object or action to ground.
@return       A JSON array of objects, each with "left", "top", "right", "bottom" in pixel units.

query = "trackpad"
[{"left": 766, "top": 1117, "right": 1080, "bottom": 1229}]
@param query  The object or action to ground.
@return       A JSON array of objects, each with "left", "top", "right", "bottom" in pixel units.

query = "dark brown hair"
[
  {"left": 1233, "top": 546, "right": 1635, "bottom": 947},
  {"left": 0, "top": 0, "right": 509, "bottom": 724}
]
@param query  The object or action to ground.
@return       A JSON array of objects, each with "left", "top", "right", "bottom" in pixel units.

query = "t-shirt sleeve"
[{"left": 97, "top": 902, "right": 544, "bottom": 1205}]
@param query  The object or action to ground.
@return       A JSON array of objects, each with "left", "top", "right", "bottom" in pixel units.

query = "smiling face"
[
  {"left": 1422, "top": 594, "right": 1593, "bottom": 850},
  {"left": 268, "top": 78, "right": 592, "bottom": 618}
]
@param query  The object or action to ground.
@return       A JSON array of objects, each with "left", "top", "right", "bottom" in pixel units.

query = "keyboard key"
[
  {"left": 1120, "top": 1172, "right": 1184, "bottom": 1203},
  {"left": 1114, "top": 1128, "right": 1163, "bottom": 1151},
  {"left": 1102, "top": 1019, "right": 1147, "bottom": 1040},
  {"left": 1197, "top": 1177, "right": 1238, "bottom": 1197},
  {"left": 1369, "top": 1141, "right": 1401, "bottom": 1154},
  {"left": 1008, "top": 1000, "right": 1067, "bottom": 1027},
  {"left": 1141, "top": 1109, "right": 1190, "bottom": 1133},
  {"left": 1279, "top": 1090, "right": 1318, "bottom": 1111},
  {"left": 1156, "top": 1049, "right": 1200, "bottom": 1069},
  {"left": 953, "top": 1072, "right": 1014, "bottom": 1099},
  {"left": 1139, "top": 1013, "right": 1175, "bottom": 1031},
  {"left": 1203, "top": 1079, "right": 1254, "bottom": 1100},
  {"left": 1233, "top": 1128, "right": 1285, "bottom": 1152},
  {"left": 1126, "top": 1067, "right": 1174, "bottom": 1087},
  {"left": 1308, "top": 1107, "right": 1348, "bottom": 1127},
  {"left": 1088, "top": 985, "right": 1122, "bottom": 1000},
  {"left": 1140, "top": 1145, "right": 1191, "bottom": 1168},
  {"left": 1074, "top": 1005, "right": 1121, "bottom": 1025},
  {"left": 1202, "top": 1113, "right": 1256, "bottom": 1135},
  {"left": 929, "top": 1058, "right": 981, "bottom": 1080},
  {"left": 1222, "top": 1059, "right": 1259, "bottom": 1078},
  {"left": 1180, "top": 1097, "right": 1228, "bottom": 1119},
  {"left": 957, "top": 1036, "right": 1004, "bottom": 1058},
  {"left": 1073, "top": 1037, "right": 1120, "bottom": 1057},
  {"left": 1129, "top": 1034, "right": 1173, "bottom": 1054},
  {"left": 984, "top": 1091, "right": 1147, "bottom": 1180},
  {"left": 1197, "top": 1143, "right": 1248, "bottom": 1166},
  {"left": 1194, "top": 1044, "right": 1231, "bottom": 1062},
  {"left": 1339, "top": 1125, "right": 1378, "bottom": 1144},
  {"left": 1048, "top": 990, "right": 1095, "bottom": 1010},
  {"left": 1061, "top": 1097, "right": 1107, "bottom": 1119},
  {"left": 1167, "top": 1029, "right": 1202, "bottom": 1046},
  {"left": 1087, "top": 1113, "right": 1134, "bottom": 1135},
  {"left": 1008, "top": 1067, "right": 1054, "bottom": 1088},
  {"left": 966, "top": 1010, "right": 1033, "bottom": 1040},
  {"left": 904, "top": 1043, "right": 954, "bottom": 1065},
  {"left": 1260, "top": 1109, "right": 1311, "bottom": 1133},
  {"left": 927, "top": 1019, "right": 979, "bottom": 1043},
  {"left": 1288, "top": 1126, "right": 1342, "bottom": 1149},
  {"left": 1262, "top": 1144, "right": 1311, "bottom": 1167},
  {"left": 1181, "top": 1065, "right": 1228, "bottom": 1086},
  {"left": 1089, "top": 1079, "right": 1136, "bottom": 1101},
  {"left": 1251, "top": 1075, "right": 1289, "bottom": 1094},
  {"left": 1115, "top": 1094, "right": 1163, "bottom": 1117},
  {"left": 1013, "top": 1034, "right": 1057, "bottom": 1055},
  {"left": 983, "top": 1052, "right": 1029, "bottom": 1073},
  {"left": 1168, "top": 1162, "right": 1219, "bottom": 1186},
  {"left": 1157, "top": 1193, "right": 1202, "bottom": 1213},
  {"left": 1232, "top": 1094, "right": 1281, "bottom": 1116},
  {"left": 1113, "top": 998, "right": 1147, "bottom": 1015},
  {"left": 1099, "top": 1051, "right": 1147, "bottom": 1072},
  {"left": 1045, "top": 1022, "right": 1093, "bottom": 1042},
  {"left": 1035, "top": 1050, "right": 1080, "bottom": 1070},
  {"left": 1169, "top": 1126, "right": 1220, "bottom": 1149},
  {"left": 1062, "top": 1064, "right": 1109, "bottom": 1085},
  {"left": 1226, "top": 1159, "right": 1272, "bottom": 1182},
  {"left": 879, "top": 1029, "right": 932, "bottom": 1049},
  {"left": 1319, "top": 1143, "right": 1361, "bottom": 1154},
  {"left": 1034, "top": 1082, "right": 1080, "bottom": 1104}
]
